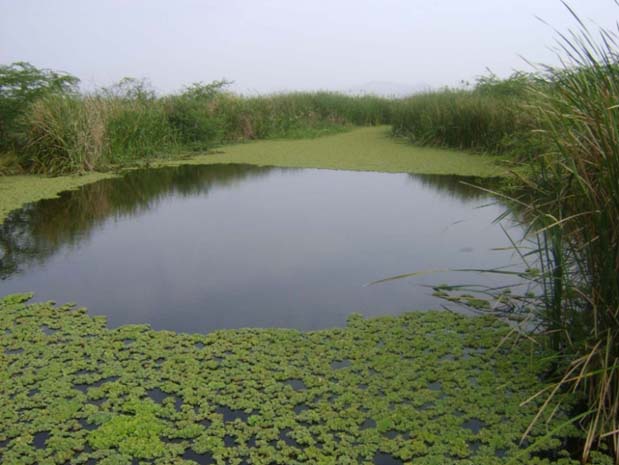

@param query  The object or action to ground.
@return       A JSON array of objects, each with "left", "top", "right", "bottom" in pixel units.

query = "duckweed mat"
[
  {"left": 179, "top": 127, "right": 506, "bottom": 178},
  {"left": 0, "top": 127, "right": 506, "bottom": 225},
  {"left": 0, "top": 294, "right": 587, "bottom": 465}
]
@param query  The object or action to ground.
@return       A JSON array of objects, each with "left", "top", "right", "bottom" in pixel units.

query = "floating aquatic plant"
[{"left": 0, "top": 294, "right": 597, "bottom": 464}]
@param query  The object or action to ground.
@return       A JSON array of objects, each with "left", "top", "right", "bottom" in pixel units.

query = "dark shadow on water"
[
  {"left": 331, "top": 359, "right": 351, "bottom": 369},
  {"left": 73, "top": 376, "right": 119, "bottom": 393},
  {"left": 294, "top": 404, "right": 308, "bottom": 415},
  {"left": 224, "top": 434, "right": 236, "bottom": 447},
  {"left": 462, "top": 418, "right": 486, "bottom": 434},
  {"left": 78, "top": 419, "right": 98, "bottom": 431},
  {"left": 428, "top": 381, "right": 442, "bottom": 392},
  {"left": 285, "top": 379, "right": 307, "bottom": 391},
  {"left": 32, "top": 431, "right": 49, "bottom": 449},
  {"left": 146, "top": 387, "right": 168, "bottom": 403},
  {"left": 374, "top": 451, "right": 403, "bottom": 465},
  {"left": 361, "top": 418, "right": 376, "bottom": 430},
  {"left": 278, "top": 428, "right": 299, "bottom": 447},
  {"left": 408, "top": 174, "right": 503, "bottom": 201},
  {"left": 215, "top": 406, "right": 250, "bottom": 422},
  {"left": 41, "top": 324, "right": 57, "bottom": 335},
  {"left": 182, "top": 448, "right": 214, "bottom": 465}
]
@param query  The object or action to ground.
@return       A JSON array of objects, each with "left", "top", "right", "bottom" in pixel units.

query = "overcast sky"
[{"left": 1, "top": 0, "right": 617, "bottom": 95}]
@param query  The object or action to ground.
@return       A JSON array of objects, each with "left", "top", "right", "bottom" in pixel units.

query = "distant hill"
[{"left": 344, "top": 81, "right": 431, "bottom": 98}]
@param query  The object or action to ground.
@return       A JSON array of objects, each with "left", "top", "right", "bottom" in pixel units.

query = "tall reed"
[
  {"left": 390, "top": 75, "right": 542, "bottom": 158},
  {"left": 512, "top": 11, "right": 619, "bottom": 462},
  {"left": 22, "top": 94, "right": 177, "bottom": 174},
  {"left": 13, "top": 85, "right": 393, "bottom": 174},
  {"left": 24, "top": 95, "right": 109, "bottom": 174}
]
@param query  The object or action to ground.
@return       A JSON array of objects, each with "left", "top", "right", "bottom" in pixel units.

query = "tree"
[{"left": 0, "top": 62, "right": 79, "bottom": 149}]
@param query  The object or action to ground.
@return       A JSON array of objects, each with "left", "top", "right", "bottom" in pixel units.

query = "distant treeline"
[
  {"left": 0, "top": 64, "right": 392, "bottom": 175},
  {"left": 1, "top": 61, "right": 550, "bottom": 176}
]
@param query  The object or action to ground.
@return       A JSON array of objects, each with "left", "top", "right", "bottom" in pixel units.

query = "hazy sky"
[{"left": 1, "top": 1, "right": 617, "bottom": 94}]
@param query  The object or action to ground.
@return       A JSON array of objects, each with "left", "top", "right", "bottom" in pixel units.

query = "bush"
[
  {"left": 105, "top": 99, "right": 176, "bottom": 163},
  {"left": 164, "top": 81, "right": 230, "bottom": 150},
  {"left": 0, "top": 62, "right": 78, "bottom": 159}
]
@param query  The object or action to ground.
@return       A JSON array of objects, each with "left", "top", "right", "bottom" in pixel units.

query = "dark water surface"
[{"left": 0, "top": 164, "right": 521, "bottom": 333}]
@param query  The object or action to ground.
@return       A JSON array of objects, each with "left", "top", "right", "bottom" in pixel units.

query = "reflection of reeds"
[
  {"left": 408, "top": 173, "right": 503, "bottom": 201},
  {"left": 0, "top": 164, "right": 272, "bottom": 278}
]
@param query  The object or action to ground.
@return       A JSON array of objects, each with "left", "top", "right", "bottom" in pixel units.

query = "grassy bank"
[
  {"left": 0, "top": 126, "right": 506, "bottom": 225},
  {"left": 0, "top": 293, "right": 595, "bottom": 465}
]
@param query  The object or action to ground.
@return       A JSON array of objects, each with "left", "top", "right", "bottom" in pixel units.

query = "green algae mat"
[
  {"left": 0, "top": 294, "right": 591, "bottom": 465},
  {"left": 176, "top": 127, "right": 506, "bottom": 178},
  {"left": 0, "top": 127, "right": 506, "bottom": 225},
  {"left": 0, "top": 172, "right": 114, "bottom": 225}
]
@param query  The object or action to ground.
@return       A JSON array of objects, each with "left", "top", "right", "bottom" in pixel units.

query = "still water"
[{"left": 0, "top": 164, "right": 522, "bottom": 333}]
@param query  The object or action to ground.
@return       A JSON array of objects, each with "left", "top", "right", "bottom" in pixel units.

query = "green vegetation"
[
  {"left": 0, "top": 126, "right": 505, "bottom": 225},
  {"left": 179, "top": 126, "right": 505, "bottom": 175},
  {"left": 386, "top": 13, "right": 619, "bottom": 463},
  {"left": 0, "top": 172, "right": 113, "bottom": 224},
  {"left": 1, "top": 293, "right": 602, "bottom": 465},
  {"left": 0, "top": 62, "right": 79, "bottom": 168},
  {"left": 1, "top": 5, "right": 618, "bottom": 463},
  {"left": 0, "top": 62, "right": 516, "bottom": 178},
  {"left": 0, "top": 72, "right": 395, "bottom": 175},
  {"left": 509, "top": 18, "right": 619, "bottom": 463},
  {"left": 390, "top": 72, "right": 541, "bottom": 158}
]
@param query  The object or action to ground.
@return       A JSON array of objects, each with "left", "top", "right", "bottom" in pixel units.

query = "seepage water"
[{"left": 0, "top": 164, "right": 523, "bottom": 333}]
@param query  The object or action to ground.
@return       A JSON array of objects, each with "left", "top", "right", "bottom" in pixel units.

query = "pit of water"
[{"left": 0, "top": 164, "right": 522, "bottom": 332}]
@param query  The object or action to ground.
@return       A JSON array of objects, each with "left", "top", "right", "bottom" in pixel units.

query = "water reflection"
[
  {"left": 0, "top": 164, "right": 521, "bottom": 332},
  {"left": 0, "top": 164, "right": 272, "bottom": 278},
  {"left": 408, "top": 174, "right": 502, "bottom": 201}
]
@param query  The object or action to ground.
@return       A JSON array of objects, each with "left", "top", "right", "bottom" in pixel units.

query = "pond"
[{"left": 0, "top": 164, "right": 522, "bottom": 333}]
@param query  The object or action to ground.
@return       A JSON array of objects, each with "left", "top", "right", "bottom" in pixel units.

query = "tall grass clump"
[
  {"left": 84, "top": 78, "right": 177, "bottom": 164},
  {"left": 21, "top": 78, "right": 178, "bottom": 174},
  {"left": 24, "top": 94, "right": 109, "bottom": 173},
  {"left": 512, "top": 11, "right": 619, "bottom": 462},
  {"left": 390, "top": 73, "right": 542, "bottom": 158},
  {"left": 163, "top": 80, "right": 231, "bottom": 150},
  {"left": 217, "top": 91, "right": 392, "bottom": 141},
  {"left": 0, "top": 62, "right": 79, "bottom": 173},
  {"left": 3, "top": 68, "right": 394, "bottom": 174}
]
